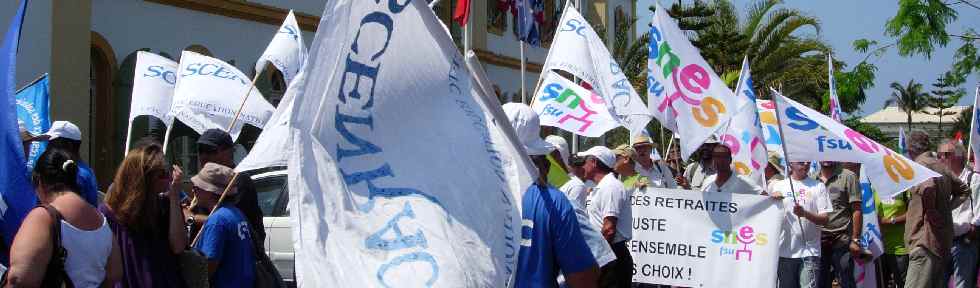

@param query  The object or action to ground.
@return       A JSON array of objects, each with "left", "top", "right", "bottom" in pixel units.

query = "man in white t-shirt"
[
  {"left": 631, "top": 134, "right": 677, "bottom": 189},
  {"left": 770, "top": 162, "right": 833, "bottom": 288},
  {"left": 701, "top": 144, "right": 764, "bottom": 195},
  {"left": 578, "top": 146, "right": 632, "bottom": 288},
  {"left": 559, "top": 155, "right": 590, "bottom": 208}
]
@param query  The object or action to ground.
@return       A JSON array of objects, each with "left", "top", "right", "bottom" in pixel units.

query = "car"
[{"left": 247, "top": 168, "right": 294, "bottom": 285}]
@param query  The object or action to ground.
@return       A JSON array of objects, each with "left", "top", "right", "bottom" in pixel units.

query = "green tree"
[
  {"left": 928, "top": 75, "right": 966, "bottom": 134},
  {"left": 950, "top": 105, "right": 972, "bottom": 139},
  {"left": 885, "top": 80, "right": 932, "bottom": 131}
]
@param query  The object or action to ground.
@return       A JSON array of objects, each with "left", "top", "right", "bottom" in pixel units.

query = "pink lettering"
[
  {"left": 558, "top": 101, "right": 598, "bottom": 132},
  {"left": 845, "top": 129, "right": 879, "bottom": 154}
]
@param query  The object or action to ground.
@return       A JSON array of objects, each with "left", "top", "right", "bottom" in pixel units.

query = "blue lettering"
[
  {"left": 648, "top": 27, "right": 662, "bottom": 59},
  {"left": 353, "top": 12, "right": 394, "bottom": 61},
  {"left": 710, "top": 230, "right": 724, "bottom": 243},
  {"left": 387, "top": 0, "right": 411, "bottom": 14},
  {"left": 786, "top": 107, "right": 818, "bottom": 131},
  {"left": 340, "top": 163, "right": 444, "bottom": 213},
  {"left": 376, "top": 252, "right": 438, "bottom": 288},
  {"left": 197, "top": 64, "right": 219, "bottom": 76},
  {"left": 335, "top": 108, "right": 381, "bottom": 161},
  {"left": 365, "top": 203, "right": 428, "bottom": 250},
  {"left": 145, "top": 66, "right": 177, "bottom": 85},
  {"left": 182, "top": 63, "right": 202, "bottom": 76},
  {"left": 560, "top": 19, "right": 587, "bottom": 36},
  {"left": 338, "top": 56, "right": 380, "bottom": 109},
  {"left": 540, "top": 83, "right": 562, "bottom": 102}
]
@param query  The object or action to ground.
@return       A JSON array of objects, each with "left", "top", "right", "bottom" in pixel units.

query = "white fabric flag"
[
  {"left": 772, "top": 91, "right": 939, "bottom": 198},
  {"left": 235, "top": 71, "right": 304, "bottom": 172},
  {"left": 854, "top": 167, "right": 883, "bottom": 288},
  {"left": 287, "top": 1, "right": 526, "bottom": 287},
  {"left": 828, "top": 54, "right": 843, "bottom": 122},
  {"left": 171, "top": 51, "right": 275, "bottom": 140},
  {"left": 719, "top": 57, "right": 767, "bottom": 187},
  {"left": 531, "top": 71, "right": 619, "bottom": 137},
  {"left": 255, "top": 10, "right": 307, "bottom": 84},
  {"left": 540, "top": 4, "right": 651, "bottom": 136},
  {"left": 647, "top": 4, "right": 736, "bottom": 159},
  {"left": 971, "top": 87, "right": 980, "bottom": 171},
  {"left": 130, "top": 51, "right": 177, "bottom": 125},
  {"left": 757, "top": 100, "right": 782, "bottom": 155}
]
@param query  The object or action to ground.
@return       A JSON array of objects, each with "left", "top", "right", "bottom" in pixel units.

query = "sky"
[{"left": 635, "top": 0, "right": 980, "bottom": 117}]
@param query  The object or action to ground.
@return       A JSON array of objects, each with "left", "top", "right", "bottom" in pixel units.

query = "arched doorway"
[{"left": 90, "top": 31, "right": 117, "bottom": 190}]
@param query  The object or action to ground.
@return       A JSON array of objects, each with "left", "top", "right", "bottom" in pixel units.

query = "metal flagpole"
[
  {"left": 771, "top": 92, "right": 808, "bottom": 240},
  {"left": 520, "top": 41, "right": 527, "bottom": 103}
]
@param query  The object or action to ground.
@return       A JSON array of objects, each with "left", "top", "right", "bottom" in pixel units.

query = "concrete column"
[{"left": 48, "top": 0, "right": 92, "bottom": 159}]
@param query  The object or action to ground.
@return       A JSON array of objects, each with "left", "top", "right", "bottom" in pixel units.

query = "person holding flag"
[
  {"left": 937, "top": 139, "right": 980, "bottom": 288},
  {"left": 770, "top": 161, "right": 832, "bottom": 288}
]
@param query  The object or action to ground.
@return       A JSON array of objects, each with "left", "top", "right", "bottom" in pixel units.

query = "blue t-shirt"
[
  {"left": 76, "top": 161, "right": 99, "bottom": 206},
  {"left": 194, "top": 205, "right": 256, "bottom": 288},
  {"left": 516, "top": 184, "right": 596, "bottom": 288}
]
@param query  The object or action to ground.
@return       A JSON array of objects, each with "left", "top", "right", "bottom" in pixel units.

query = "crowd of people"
[
  {"left": 504, "top": 102, "right": 980, "bottom": 288},
  {"left": 4, "top": 121, "right": 270, "bottom": 287},
  {"left": 2, "top": 104, "right": 979, "bottom": 288}
]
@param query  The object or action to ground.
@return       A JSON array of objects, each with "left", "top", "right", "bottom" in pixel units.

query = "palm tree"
[{"left": 885, "top": 80, "right": 931, "bottom": 131}]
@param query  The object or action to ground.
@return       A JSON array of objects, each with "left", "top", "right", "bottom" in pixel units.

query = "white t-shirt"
[
  {"left": 954, "top": 169, "right": 980, "bottom": 236},
  {"left": 770, "top": 178, "right": 833, "bottom": 258},
  {"left": 635, "top": 161, "right": 677, "bottom": 188},
  {"left": 586, "top": 173, "right": 632, "bottom": 243},
  {"left": 700, "top": 174, "right": 764, "bottom": 195},
  {"left": 559, "top": 174, "right": 589, "bottom": 207}
]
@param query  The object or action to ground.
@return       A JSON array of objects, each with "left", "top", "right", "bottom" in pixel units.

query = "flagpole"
[
  {"left": 228, "top": 71, "right": 263, "bottom": 132},
  {"left": 771, "top": 92, "right": 808, "bottom": 240},
  {"left": 969, "top": 86, "right": 979, "bottom": 171},
  {"left": 520, "top": 41, "right": 527, "bottom": 103},
  {"left": 162, "top": 122, "right": 173, "bottom": 155},
  {"left": 123, "top": 120, "right": 134, "bottom": 156}
]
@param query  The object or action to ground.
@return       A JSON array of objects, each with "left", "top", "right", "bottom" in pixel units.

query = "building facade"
[
  {"left": 1, "top": 0, "right": 636, "bottom": 188},
  {"left": 860, "top": 106, "right": 969, "bottom": 139}
]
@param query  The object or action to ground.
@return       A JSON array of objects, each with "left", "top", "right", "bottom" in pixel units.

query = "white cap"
[
  {"left": 576, "top": 146, "right": 616, "bottom": 169},
  {"left": 545, "top": 135, "right": 569, "bottom": 164},
  {"left": 503, "top": 103, "right": 554, "bottom": 156},
  {"left": 43, "top": 121, "right": 82, "bottom": 141}
]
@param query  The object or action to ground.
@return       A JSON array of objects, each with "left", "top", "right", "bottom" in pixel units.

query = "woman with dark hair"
[
  {"left": 99, "top": 143, "right": 188, "bottom": 287},
  {"left": 6, "top": 147, "right": 122, "bottom": 287}
]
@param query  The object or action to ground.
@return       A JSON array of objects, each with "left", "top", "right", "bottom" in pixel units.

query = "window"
[{"left": 253, "top": 173, "right": 288, "bottom": 217}]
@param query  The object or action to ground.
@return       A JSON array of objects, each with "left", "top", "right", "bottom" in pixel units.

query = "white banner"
[
  {"left": 255, "top": 10, "right": 307, "bottom": 84},
  {"left": 287, "top": 1, "right": 526, "bottom": 287},
  {"left": 531, "top": 71, "right": 618, "bottom": 137},
  {"left": 172, "top": 51, "right": 275, "bottom": 140},
  {"left": 647, "top": 4, "right": 736, "bottom": 160},
  {"left": 719, "top": 57, "right": 766, "bottom": 187},
  {"left": 130, "top": 51, "right": 176, "bottom": 125},
  {"left": 236, "top": 71, "right": 304, "bottom": 172},
  {"left": 772, "top": 91, "right": 939, "bottom": 198},
  {"left": 631, "top": 188, "right": 780, "bottom": 287},
  {"left": 855, "top": 167, "right": 883, "bottom": 288},
  {"left": 757, "top": 100, "right": 783, "bottom": 156},
  {"left": 540, "top": 4, "right": 651, "bottom": 136}
]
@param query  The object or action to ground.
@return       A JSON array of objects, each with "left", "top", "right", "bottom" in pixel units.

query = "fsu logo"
[{"left": 709, "top": 225, "right": 768, "bottom": 262}]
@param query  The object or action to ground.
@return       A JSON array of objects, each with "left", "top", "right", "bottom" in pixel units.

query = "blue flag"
[
  {"left": 514, "top": 0, "right": 543, "bottom": 46},
  {"left": 1, "top": 0, "right": 38, "bottom": 263},
  {"left": 15, "top": 74, "right": 49, "bottom": 168}
]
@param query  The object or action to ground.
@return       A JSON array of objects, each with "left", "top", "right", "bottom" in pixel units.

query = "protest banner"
[
  {"left": 630, "top": 188, "right": 780, "bottom": 287},
  {"left": 855, "top": 167, "right": 884, "bottom": 288},
  {"left": 15, "top": 74, "right": 49, "bottom": 168},
  {"left": 287, "top": 1, "right": 527, "bottom": 286},
  {"left": 772, "top": 91, "right": 938, "bottom": 198},
  {"left": 531, "top": 71, "right": 619, "bottom": 137},
  {"left": 128, "top": 51, "right": 176, "bottom": 153},
  {"left": 236, "top": 71, "right": 302, "bottom": 172},
  {"left": 718, "top": 58, "right": 766, "bottom": 187},
  {"left": 171, "top": 51, "right": 275, "bottom": 140},
  {"left": 647, "top": 4, "right": 736, "bottom": 159},
  {"left": 540, "top": 3, "right": 651, "bottom": 137},
  {"left": 255, "top": 10, "right": 307, "bottom": 84}
]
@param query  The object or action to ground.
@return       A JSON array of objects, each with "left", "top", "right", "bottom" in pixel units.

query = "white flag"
[
  {"left": 772, "top": 91, "right": 939, "bottom": 197},
  {"left": 647, "top": 4, "right": 737, "bottom": 159},
  {"left": 531, "top": 71, "right": 619, "bottom": 137},
  {"left": 757, "top": 100, "right": 782, "bottom": 155},
  {"left": 255, "top": 10, "right": 307, "bottom": 84},
  {"left": 171, "top": 51, "right": 275, "bottom": 140},
  {"left": 828, "top": 54, "right": 843, "bottom": 122},
  {"left": 719, "top": 57, "right": 767, "bottom": 187},
  {"left": 235, "top": 71, "right": 304, "bottom": 173},
  {"left": 540, "top": 4, "right": 651, "bottom": 136},
  {"left": 130, "top": 51, "right": 177, "bottom": 125},
  {"left": 287, "top": 1, "right": 525, "bottom": 287},
  {"left": 970, "top": 87, "right": 980, "bottom": 170},
  {"left": 855, "top": 167, "right": 883, "bottom": 288}
]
